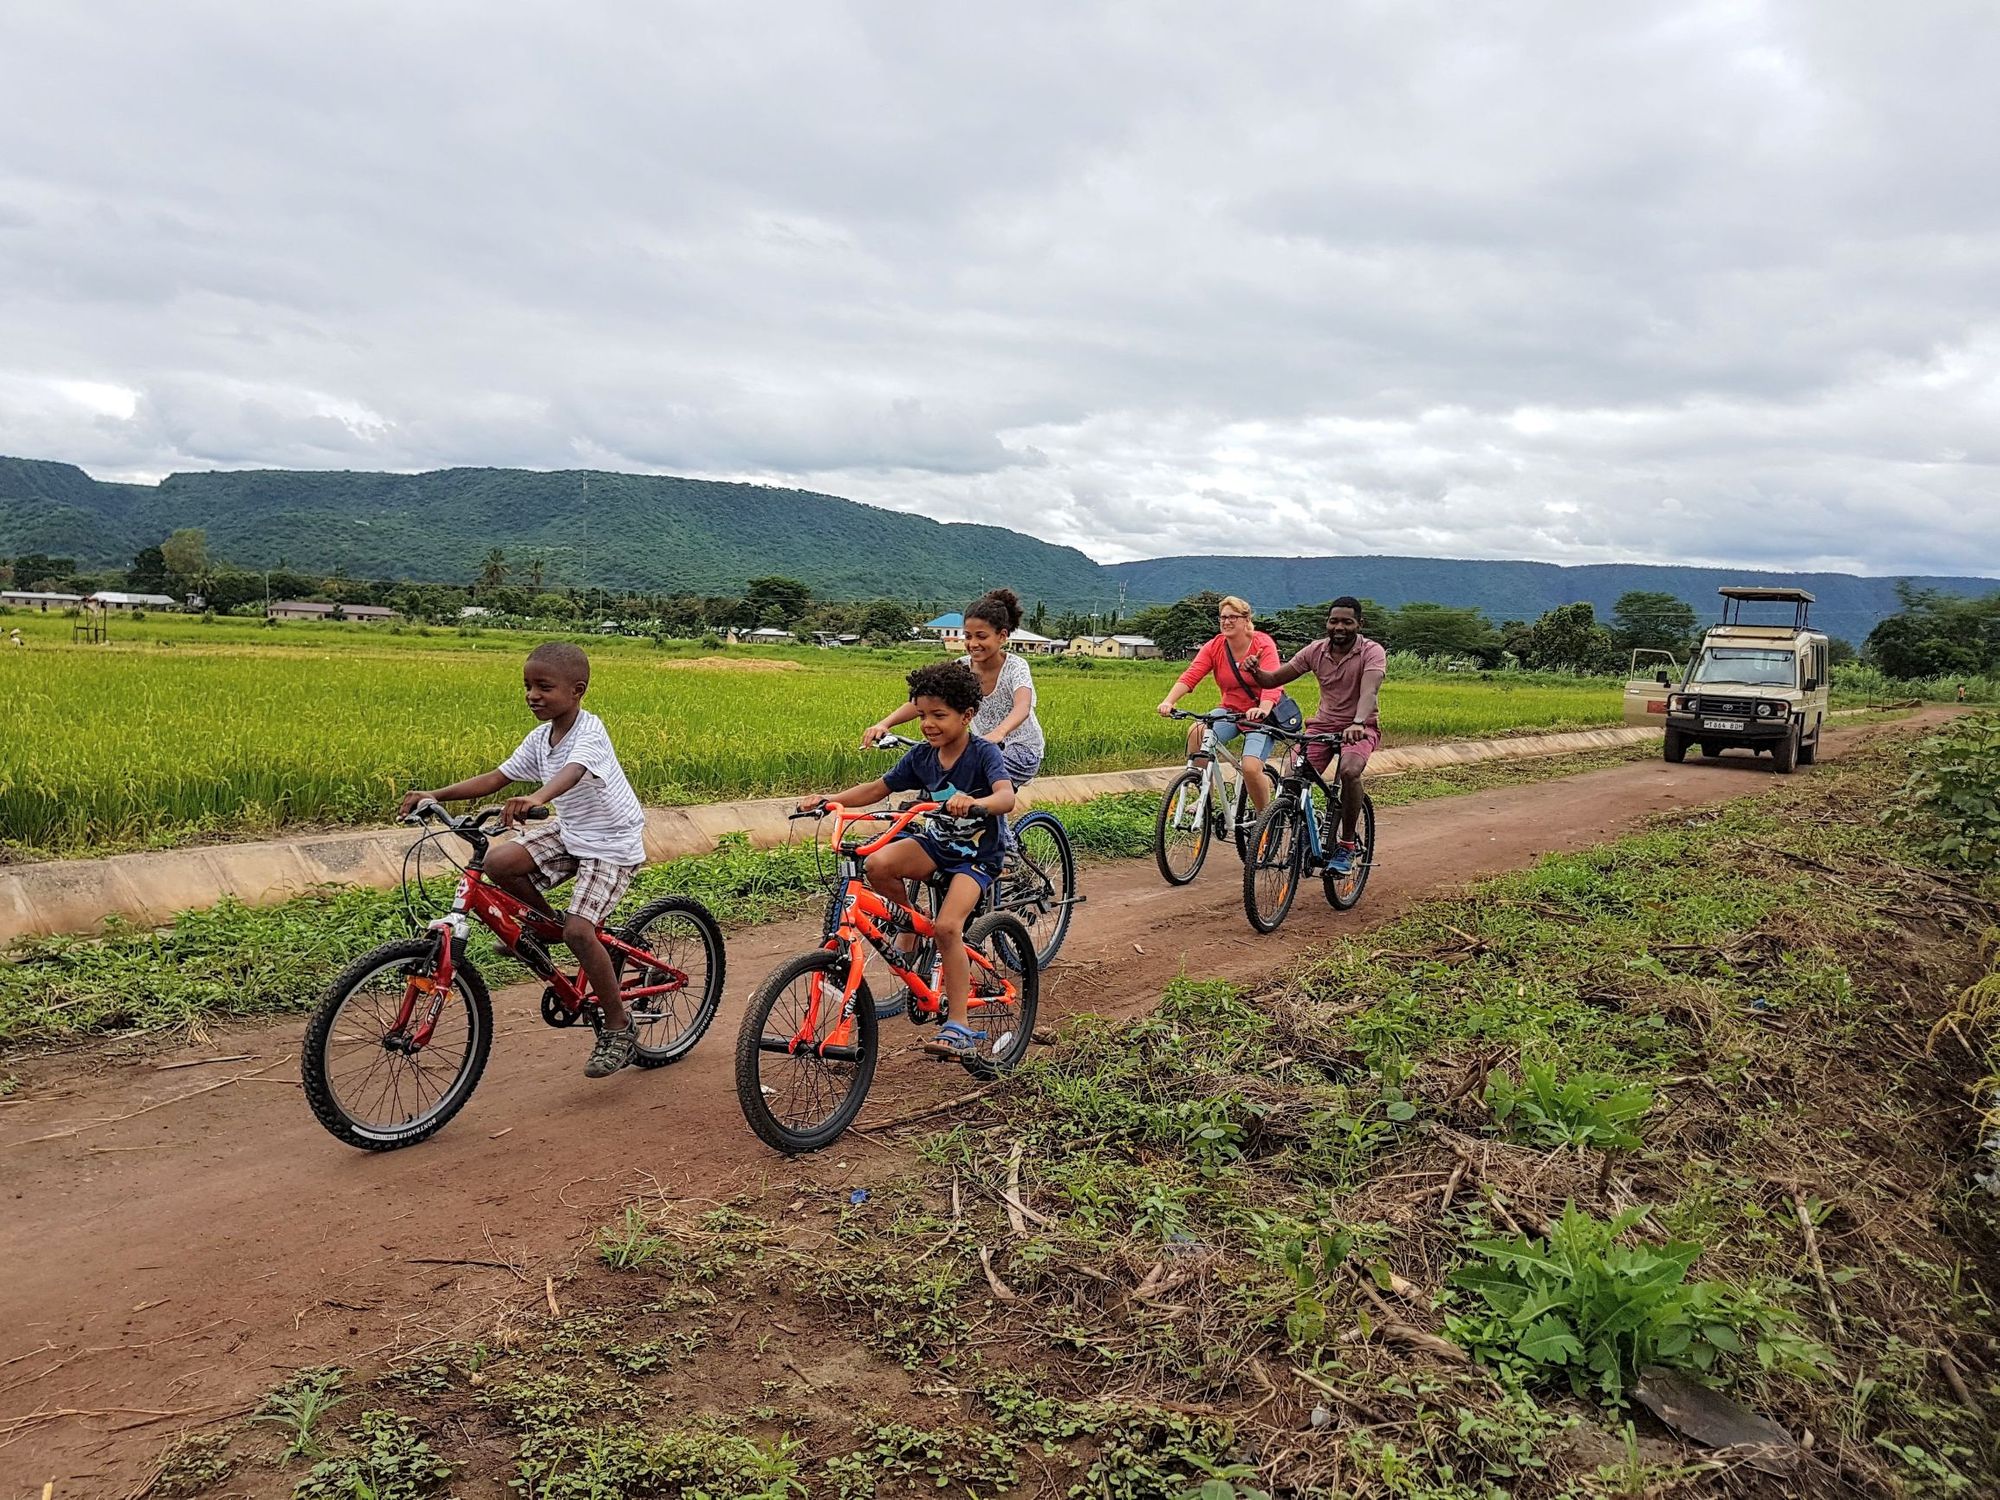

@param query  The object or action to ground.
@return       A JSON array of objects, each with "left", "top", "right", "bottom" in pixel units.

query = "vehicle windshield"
[{"left": 1690, "top": 648, "right": 1796, "bottom": 687}]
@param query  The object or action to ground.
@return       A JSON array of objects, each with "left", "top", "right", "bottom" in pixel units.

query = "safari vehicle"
[{"left": 1624, "top": 587, "right": 1830, "bottom": 774}]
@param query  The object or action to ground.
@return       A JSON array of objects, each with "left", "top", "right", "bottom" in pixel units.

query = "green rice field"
[{"left": 2, "top": 612, "right": 1622, "bottom": 857}]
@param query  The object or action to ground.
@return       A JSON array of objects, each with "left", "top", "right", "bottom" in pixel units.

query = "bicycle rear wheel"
[
  {"left": 302, "top": 937, "right": 492, "bottom": 1151},
  {"left": 1323, "top": 793, "right": 1376, "bottom": 910},
  {"left": 961, "top": 912, "right": 1040, "bottom": 1080},
  {"left": 1154, "top": 769, "right": 1213, "bottom": 885},
  {"left": 616, "top": 896, "right": 727, "bottom": 1067},
  {"left": 1242, "top": 796, "right": 1304, "bottom": 934},
  {"left": 1002, "top": 811, "right": 1076, "bottom": 967},
  {"left": 735, "top": 950, "right": 880, "bottom": 1154}
]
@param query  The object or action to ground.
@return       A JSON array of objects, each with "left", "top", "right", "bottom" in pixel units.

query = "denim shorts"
[{"left": 1211, "top": 717, "right": 1275, "bottom": 762}]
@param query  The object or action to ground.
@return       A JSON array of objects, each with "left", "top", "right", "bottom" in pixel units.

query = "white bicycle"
[{"left": 1153, "top": 709, "right": 1284, "bottom": 886}]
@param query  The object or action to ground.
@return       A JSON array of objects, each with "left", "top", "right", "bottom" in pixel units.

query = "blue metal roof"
[{"left": 921, "top": 612, "right": 964, "bottom": 629}]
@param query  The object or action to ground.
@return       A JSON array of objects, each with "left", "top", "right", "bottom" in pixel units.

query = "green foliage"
[
  {"left": 1483, "top": 1058, "right": 1654, "bottom": 1152},
  {"left": 294, "top": 1410, "right": 454, "bottom": 1499},
  {"left": 1866, "top": 584, "right": 2000, "bottom": 680},
  {"left": 1444, "top": 1204, "right": 1823, "bottom": 1401},
  {"left": 1895, "top": 712, "right": 2000, "bottom": 869},
  {"left": 1522, "top": 602, "right": 1620, "bottom": 675},
  {"left": 824, "top": 1420, "right": 1017, "bottom": 1499},
  {"left": 598, "top": 1205, "right": 672, "bottom": 1270},
  {"left": 152, "top": 1432, "right": 235, "bottom": 1496},
  {"left": 253, "top": 1366, "right": 351, "bottom": 1462},
  {"left": 510, "top": 1422, "right": 805, "bottom": 1500}
]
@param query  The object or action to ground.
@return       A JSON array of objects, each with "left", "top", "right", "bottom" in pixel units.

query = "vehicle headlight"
[
  {"left": 1755, "top": 701, "right": 1778, "bottom": 718},
  {"left": 1670, "top": 695, "right": 1692, "bottom": 712}
]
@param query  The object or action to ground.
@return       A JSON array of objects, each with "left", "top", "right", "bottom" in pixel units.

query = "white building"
[
  {"left": 0, "top": 590, "right": 84, "bottom": 612},
  {"left": 87, "top": 591, "right": 179, "bottom": 613}
]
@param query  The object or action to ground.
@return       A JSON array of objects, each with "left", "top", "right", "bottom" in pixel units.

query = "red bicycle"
[
  {"left": 734, "top": 800, "right": 1039, "bottom": 1154},
  {"left": 302, "top": 801, "right": 725, "bottom": 1150}
]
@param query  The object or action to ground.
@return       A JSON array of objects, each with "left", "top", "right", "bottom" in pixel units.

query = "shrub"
[
  {"left": 1895, "top": 712, "right": 2000, "bottom": 870},
  {"left": 1484, "top": 1058, "right": 1653, "bottom": 1152},
  {"left": 1444, "top": 1204, "right": 1824, "bottom": 1402},
  {"left": 699, "top": 631, "right": 723, "bottom": 650}
]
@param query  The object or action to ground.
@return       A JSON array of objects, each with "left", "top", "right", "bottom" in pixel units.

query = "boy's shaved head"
[{"left": 527, "top": 640, "right": 590, "bottom": 682}]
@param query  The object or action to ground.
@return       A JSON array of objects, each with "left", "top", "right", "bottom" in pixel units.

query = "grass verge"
[
  {"left": 3, "top": 743, "right": 1655, "bottom": 1052},
  {"left": 145, "top": 730, "right": 2000, "bottom": 1498}
]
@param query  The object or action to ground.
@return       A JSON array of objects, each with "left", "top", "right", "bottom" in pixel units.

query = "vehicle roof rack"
[{"left": 1717, "top": 586, "right": 1814, "bottom": 631}]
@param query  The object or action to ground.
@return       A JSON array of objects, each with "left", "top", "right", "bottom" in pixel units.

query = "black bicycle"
[
  {"left": 818, "top": 735, "right": 1078, "bottom": 1015},
  {"left": 1241, "top": 724, "right": 1376, "bottom": 934}
]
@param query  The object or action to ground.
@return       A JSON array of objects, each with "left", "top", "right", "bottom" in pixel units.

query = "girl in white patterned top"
[{"left": 864, "top": 588, "right": 1045, "bottom": 785}]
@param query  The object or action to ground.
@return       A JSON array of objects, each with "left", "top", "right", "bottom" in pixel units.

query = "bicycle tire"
[
  {"left": 615, "top": 896, "right": 727, "bottom": 1067},
  {"left": 1154, "top": 769, "right": 1213, "bottom": 885},
  {"left": 1002, "top": 811, "right": 1076, "bottom": 967},
  {"left": 735, "top": 949, "right": 880, "bottom": 1154},
  {"left": 302, "top": 937, "right": 493, "bottom": 1151},
  {"left": 1242, "top": 796, "right": 1304, "bottom": 934},
  {"left": 1232, "top": 764, "right": 1282, "bottom": 861},
  {"left": 1323, "top": 793, "right": 1376, "bottom": 911},
  {"left": 961, "top": 912, "right": 1040, "bottom": 1080}
]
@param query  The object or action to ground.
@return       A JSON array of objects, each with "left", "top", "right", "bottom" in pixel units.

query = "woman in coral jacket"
[{"left": 1153, "top": 595, "right": 1281, "bottom": 816}]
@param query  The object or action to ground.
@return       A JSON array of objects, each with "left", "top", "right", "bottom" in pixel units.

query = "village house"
[
  {"left": 0, "top": 590, "right": 85, "bottom": 612},
  {"left": 266, "top": 600, "right": 399, "bottom": 622},
  {"left": 1065, "top": 633, "right": 1161, "bottom": 660},
  {"left": 87, "top": 591, "right": 179, "bottom": 613}
]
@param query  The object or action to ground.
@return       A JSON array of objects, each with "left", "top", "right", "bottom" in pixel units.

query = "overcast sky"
[{"left": 2, "top": 2, "right": 1997, "bottom": 574}]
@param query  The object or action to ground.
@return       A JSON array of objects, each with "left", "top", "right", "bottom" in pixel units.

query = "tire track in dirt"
[{"left": 0, "top": 712, "right": 1947, "bottom": 1494}]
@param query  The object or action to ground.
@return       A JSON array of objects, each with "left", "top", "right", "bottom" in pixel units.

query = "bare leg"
[
  {"left": 483, "top": 841, "right": 562, "bottom": 924},
  {"left": 1337, "top": 756, "right": 1366, "bottom": 843},
  {"left": 931, "top": 875, "right": 986, "bottom": 1027},
  {"left": 564, "top": 916, "right": 629, "bottom": 1031},
  {"left": 864, "top": 840, "right": 935, "bottom": 968},
  {"left": 1243, "top": 752, "right": 1271, "bottom": 812}
]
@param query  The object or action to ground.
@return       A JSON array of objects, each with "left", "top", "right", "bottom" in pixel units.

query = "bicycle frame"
[
  {"left": 1177, "top": 711, "right": 1283, "bottom": 836},
  {"left": 792, "top": 801, "right": 1022, "bottom": 1059},
  {"left": 391, "top": 816, "right": 688, "bottom": 1050},
  {"left": 1267, "top": 736, "right": 1347, "bottom": 865}
]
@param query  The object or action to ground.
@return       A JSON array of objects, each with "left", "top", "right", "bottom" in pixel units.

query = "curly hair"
[
  {"left": 964, "top": 587, "right": 1023, "bottom": 635},
  {"left": 905, "top": 659, "right": 983, "bottom": 714}
]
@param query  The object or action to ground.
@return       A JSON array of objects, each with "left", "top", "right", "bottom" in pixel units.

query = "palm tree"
[{"left": 477, "top": 548, "right": 508, "bottom": 593}]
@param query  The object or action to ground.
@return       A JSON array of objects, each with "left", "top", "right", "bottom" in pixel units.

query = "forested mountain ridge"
[{"left": 2, "top": 455, "right": 1992, "bottom": 640}]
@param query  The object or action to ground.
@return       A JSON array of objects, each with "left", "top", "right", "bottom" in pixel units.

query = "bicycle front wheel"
[
  {"left": 735, "top": 950, "right": 880, "bottom": 1154},
  {"left": 1324, "top": 793, "right": 1377, "bottom": 911},
  {"left": 1154, "top": 769, "right": 1213, "bottom": 885},
  {"left": 302, "top": 937, "right": 493, "bottom": 1151},
  {"left": 616, "top": 896, "right": 727, "bottom": 1066},
  {"left": 1243, "top": 797, "right": 1304, "bottom": 934},
  {"left": 962, "top": 912, "right": 1040, "bottom": 1079},
  {"left": 1003, "top": 811, "right": 1076, "bottom": 967}
]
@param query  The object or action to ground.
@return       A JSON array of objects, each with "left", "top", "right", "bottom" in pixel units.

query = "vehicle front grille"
[{"left": 1696, "top": 697, "right": 1756, "bottom": 716}]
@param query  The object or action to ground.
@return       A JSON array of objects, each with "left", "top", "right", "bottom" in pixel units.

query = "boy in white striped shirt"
[{"left": 399, "top": 641, "right": 650, "bottom": 1078}]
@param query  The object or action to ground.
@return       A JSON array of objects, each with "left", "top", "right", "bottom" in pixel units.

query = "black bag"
[{"left": 1225, "top": 645, "right": 1302, "bottom": 733}]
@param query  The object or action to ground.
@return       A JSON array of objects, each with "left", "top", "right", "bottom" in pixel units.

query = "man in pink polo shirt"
[{"left": 1233, "top": 597, "right": 1385, "bottom": 875}]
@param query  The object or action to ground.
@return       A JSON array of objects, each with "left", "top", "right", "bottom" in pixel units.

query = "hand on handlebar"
[
  {"left": 501, "top": 795, "right": 547, "bottom": 828},
  {"left": 942, "top": 792, "right": 980, "bottom": 818},
  {"left": 795, "top": 795, "right": 829, "bottom": 815},
  {"left": 398, "top": 789, "right": 435, "bottom": 820},
  {"left": 860, "top": 723, "right": 888, "bottom": 749}
]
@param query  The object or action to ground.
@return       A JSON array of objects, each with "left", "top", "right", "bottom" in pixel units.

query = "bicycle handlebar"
[
  {"left": 401, "top": 799, "right": 550, "bottom": 849},
  {"left": 870, "top": 732, "right": 920, "bottom": 751}
]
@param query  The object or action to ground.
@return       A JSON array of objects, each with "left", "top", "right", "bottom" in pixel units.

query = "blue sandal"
[{"left": 923, "top": 1020, "right": 987, "bottom": 1060}]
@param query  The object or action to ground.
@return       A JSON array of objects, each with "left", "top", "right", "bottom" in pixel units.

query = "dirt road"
[{"left": 0, "top": 715, "right": 1937, "bottom": 1494}]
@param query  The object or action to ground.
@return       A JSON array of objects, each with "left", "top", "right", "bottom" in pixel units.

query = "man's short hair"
[
  {"left": 905, "top": 659, "right": 983, "bottom": 714},
  {"left": 1329, "top": 596, "right": 1363, "bottom": 618},
  {"left": 527, "top": 640, "right": 591, "bottom": 682}
]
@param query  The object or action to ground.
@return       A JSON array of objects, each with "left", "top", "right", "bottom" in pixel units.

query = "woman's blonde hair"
[{"left": 1219, "top": 595, "right": 1253, "bottom": 619}]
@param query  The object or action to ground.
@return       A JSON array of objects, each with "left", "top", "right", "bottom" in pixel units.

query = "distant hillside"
[
  {"left": 0, "top": 457, "right": 1109, "bottom": 606},
  {"left": 1105, "top": 554, "right": 2000, "bottom": 646},
  {"left": 2, "top": 455, "right": 1993, "bottom": 638}
]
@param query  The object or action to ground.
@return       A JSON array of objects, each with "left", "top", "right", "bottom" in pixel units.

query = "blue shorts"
[
  {"left": 1211, "top": 717, "right": 1275, "bottom": 762},
  {"left": 892, "top": 830, "right": 999, "bottom": 893}
]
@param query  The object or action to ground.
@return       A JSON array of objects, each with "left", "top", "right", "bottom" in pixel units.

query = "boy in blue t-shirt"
[{"left": 800, "top": 660, "right": 1016, "bottom": 1059}]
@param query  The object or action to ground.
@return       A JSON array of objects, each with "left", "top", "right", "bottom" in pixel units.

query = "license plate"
[{"left": 1702, "top": 718, "right": 1745, "bottom": 732}]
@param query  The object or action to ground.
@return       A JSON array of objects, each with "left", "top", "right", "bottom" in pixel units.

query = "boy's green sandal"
[{"left": 586, "top": 1023, "right": 639, "bottom": 1077}]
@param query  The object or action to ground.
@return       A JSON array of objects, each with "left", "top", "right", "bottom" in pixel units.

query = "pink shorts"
[{"left": 1305, "top": 725, "right": 1380, "bottom": 778}]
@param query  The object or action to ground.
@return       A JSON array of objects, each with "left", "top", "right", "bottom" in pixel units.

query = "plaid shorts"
[{"left": 514, "top": 820, "right": 638, "bottom": 928}]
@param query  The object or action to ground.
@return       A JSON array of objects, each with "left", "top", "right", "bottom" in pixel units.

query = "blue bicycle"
[{"left": 1241, "top": 723, "right": 1376, "bottom": 933}]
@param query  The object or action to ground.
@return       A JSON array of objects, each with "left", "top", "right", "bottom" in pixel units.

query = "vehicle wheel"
[
  {"left": 1154, "top": 769, "right": 1213, "bottom": 885},
  {"left": 1243, "top": 796, "right": 1304, "bottom": 934},
  {"left": 1663, "top": 730, "right": 1687, "bottom": 764},
  {"left": 303, "top": 937, "right": 492, "bottom": 1151},
  {"left": 960, "top": 912, "right": 1040, "bottom": 1080},
  {"left": 1798, "top": 721, "right": 1819, "bottom": 765},
  {"left": 1773, "top": 720, "right": 1799, "bottom": 774},
  {"left": 615, "top": 896, "right": 727, "bottom": 1067},
  {"left": 735, "top": 950, "right": 879, "bottom": 1154},
  {"left": 1233, "top": 765, "right": 1282, "bottom": 861},
  {"left": 1324, "top": 793, "right": 1376, "bottom": 911},
  {"left": 1002, "top": 811, "right": 1076, "bottom": 968}
]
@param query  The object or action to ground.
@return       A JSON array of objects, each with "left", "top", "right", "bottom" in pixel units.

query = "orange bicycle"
[{"left": 734, "top": 800, "right": 1039, "bottom": 1154}]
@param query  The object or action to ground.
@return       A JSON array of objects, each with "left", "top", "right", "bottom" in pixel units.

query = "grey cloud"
[{"left": 0, "top": 0, "right": 1996, "bottom": 578}]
